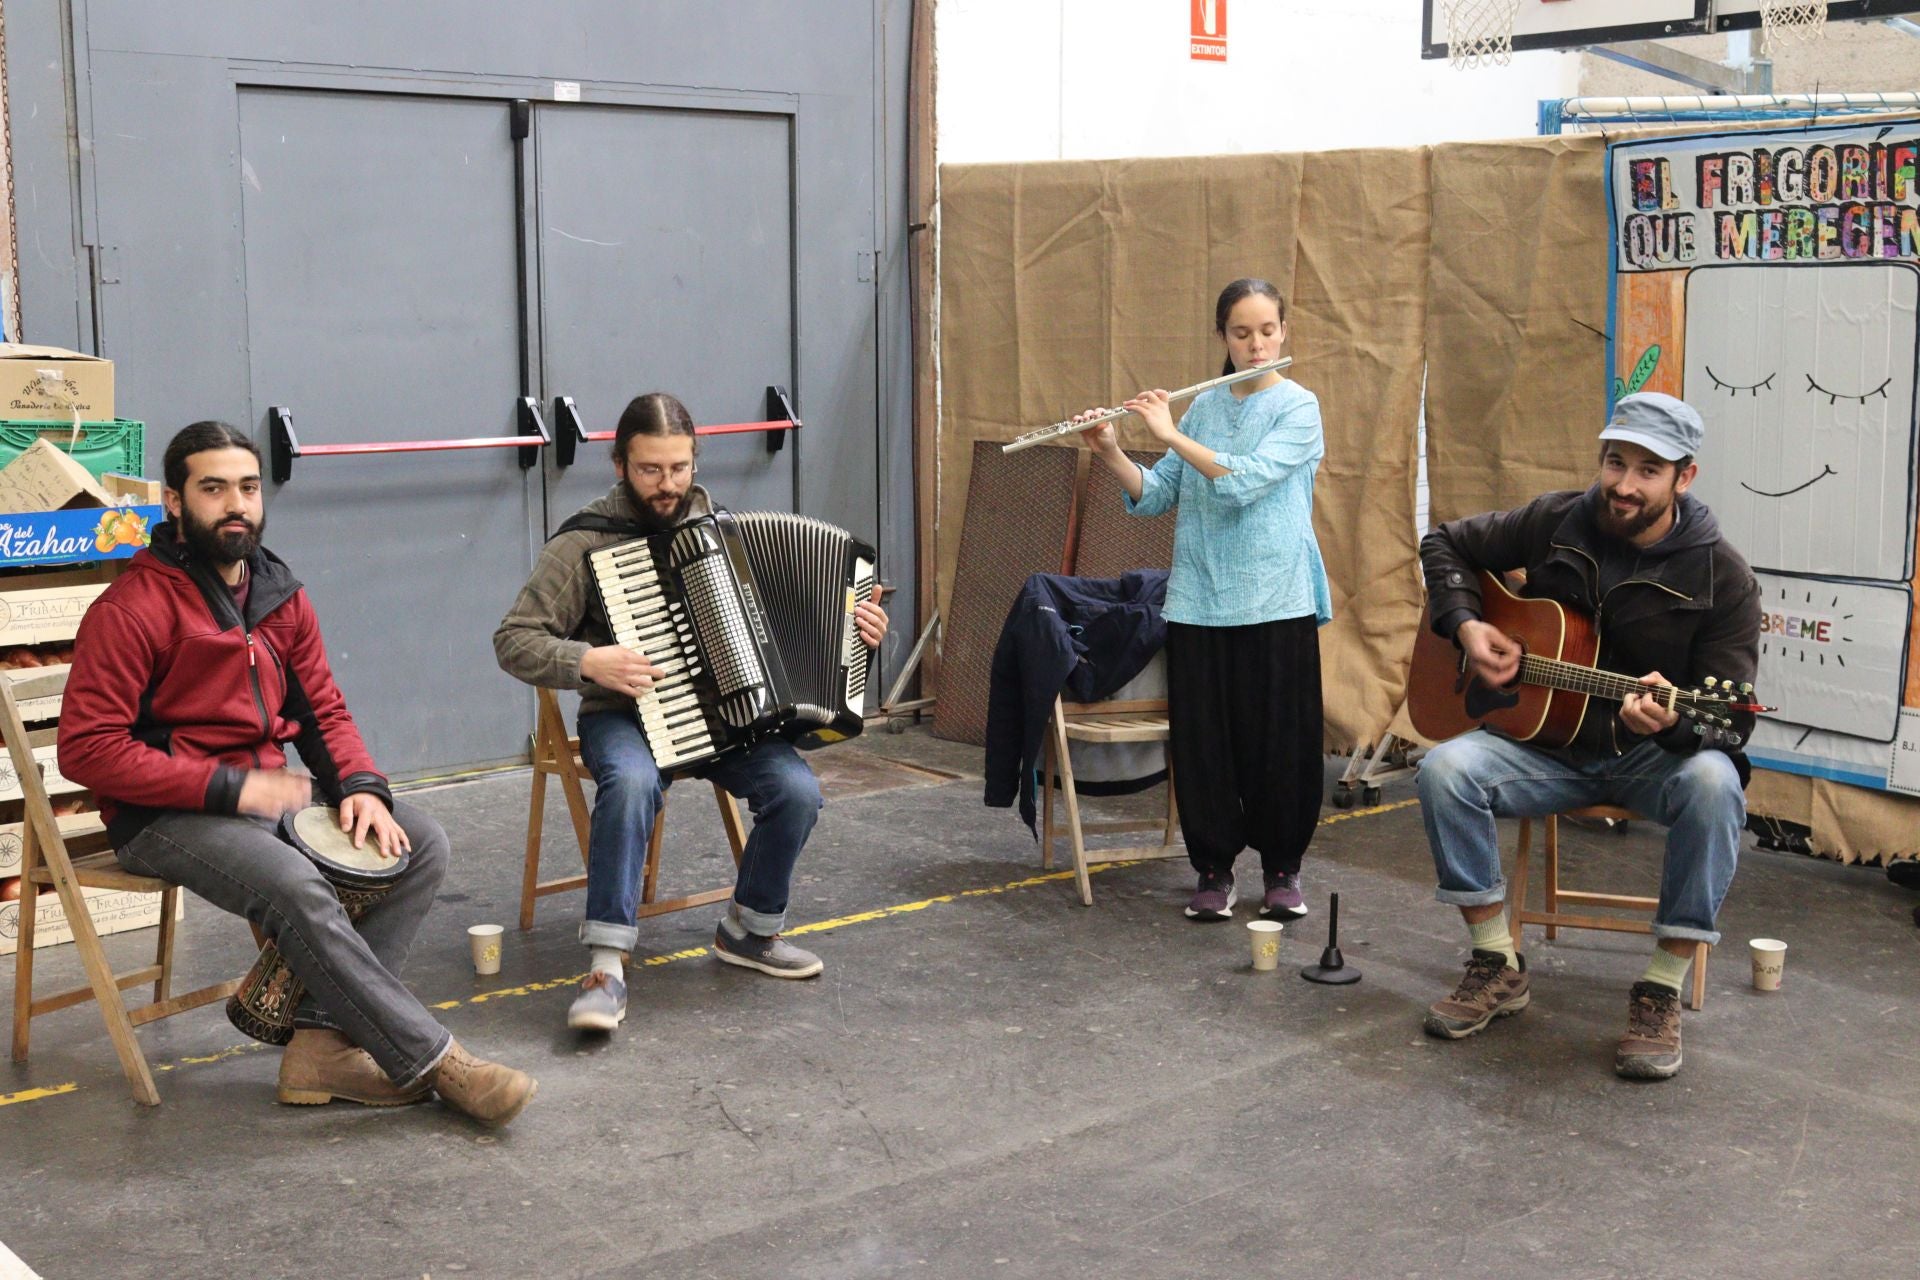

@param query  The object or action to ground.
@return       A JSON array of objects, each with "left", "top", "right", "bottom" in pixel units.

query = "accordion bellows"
[{"left": 588, "top": 510, "right": 877, "bottom": 770}]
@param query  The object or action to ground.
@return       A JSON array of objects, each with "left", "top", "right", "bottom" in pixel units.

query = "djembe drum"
[{"left": 226, "top": 805, "right": 411, "bottom": 1045}]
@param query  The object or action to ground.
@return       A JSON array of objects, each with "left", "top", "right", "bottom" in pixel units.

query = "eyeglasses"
[{"left": 631, "top": 462, "right": 696, "bottom": 483}]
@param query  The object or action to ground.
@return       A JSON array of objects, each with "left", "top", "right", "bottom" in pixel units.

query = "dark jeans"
[
  {"left": 116, "top": 803, "right": 453, "bottom": 1086},
  {"left": 576, "top": 709, "right": 823, "bottom": 949}
]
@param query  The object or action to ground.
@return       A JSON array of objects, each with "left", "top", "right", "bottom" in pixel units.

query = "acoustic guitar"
[{"left": 1406, "top": 570, "right": 1767, "bottom": 748}]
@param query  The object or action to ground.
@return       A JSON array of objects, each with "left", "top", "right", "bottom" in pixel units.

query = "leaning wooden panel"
[
  {"left": 1073, "top": 448, "right": 1174, "bottom": 580},
  {"left": 931, "top": 442, "right": 1078, "bottom": 746}
]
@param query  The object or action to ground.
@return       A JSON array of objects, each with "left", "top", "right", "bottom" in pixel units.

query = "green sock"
[
  {"left": 1467, "top": 915, "right": 1517, "bottom": 967},
  {"left": 1641, "top": 947, "right": 1692, "bottom": 994}
]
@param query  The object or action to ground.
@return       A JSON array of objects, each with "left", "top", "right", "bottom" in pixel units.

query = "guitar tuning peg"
[
  {"left": 1683, "top": 707, "right": 1698, "bottom": 719},
  {"left": 1738, "top": 682, "right": 1754, "bottom": 696},
  {"left": 1704, "top": 676, "right": 1718, "bottom": 689},
  {"left": 1692, "top": 723, "right": 1706, "bottom": 737},
  {"left": 1727, "top": 733, "right": 1743, "bottom": 747}
]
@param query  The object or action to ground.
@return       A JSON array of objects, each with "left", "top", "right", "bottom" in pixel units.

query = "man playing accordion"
[{"left": 494, "top": 393, "right": 887, "bottom": 1034}]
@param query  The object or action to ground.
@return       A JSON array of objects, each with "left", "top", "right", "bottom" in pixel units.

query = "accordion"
[{"left": 587, "top": 510, "right": 878, "bottom": 771}]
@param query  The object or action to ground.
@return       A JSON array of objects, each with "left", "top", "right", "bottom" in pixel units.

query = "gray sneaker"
[
  {"left": 713, "top": 919, "right": 824, "bottom": 979},
  {"left": 566, "top": 970, "right": 627, "bottom": 1031}
]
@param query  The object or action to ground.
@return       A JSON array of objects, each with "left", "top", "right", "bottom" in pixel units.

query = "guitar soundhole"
[{"left": 1464, "top": 678, "right": 1520, "bottom": 719}]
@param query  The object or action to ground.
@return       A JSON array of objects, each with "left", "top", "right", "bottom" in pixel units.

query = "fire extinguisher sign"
[{"left": 1191, "top": 0, "right": 1226, "bottom": 61}]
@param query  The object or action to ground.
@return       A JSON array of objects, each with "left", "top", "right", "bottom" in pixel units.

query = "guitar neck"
[{"left": 1518, "top": 653, "right": 1682, "bottom": 709}]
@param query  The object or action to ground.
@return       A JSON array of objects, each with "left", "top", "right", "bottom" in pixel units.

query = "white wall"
[{"left": 936, "top": 0, "right": 1583, "bottom": 164}]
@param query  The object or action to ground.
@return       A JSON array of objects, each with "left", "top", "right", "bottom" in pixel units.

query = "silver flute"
[{"left": 1000, "top": 358, "right": 1293, "bottom": 454}]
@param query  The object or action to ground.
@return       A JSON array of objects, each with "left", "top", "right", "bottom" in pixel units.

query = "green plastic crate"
[{"left": 0, "top": 418, "right": 145, "bottom": 481}]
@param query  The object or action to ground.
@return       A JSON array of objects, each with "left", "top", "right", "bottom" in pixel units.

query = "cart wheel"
[
  {"left": 886, "top": 717, "right": 907, "bottom": 735},
  {"left": 1362, "top": 785, "right": 1383, "bottom": 807},
  {"left": 1331, "top": 788, "right": 1354, "bottom": 809}
]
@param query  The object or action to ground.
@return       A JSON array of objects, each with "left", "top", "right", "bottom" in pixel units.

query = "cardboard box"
[
  {"left": 0, "top": 884, "right": 174, "bottom": 956},
  {"left": 0, "top": 812, "right": 102, "bottom": 878},
  {"left": 102, "top": 473, "right": 162, "bottom": 505},
  {"left": 0, "top": 744, "right": 83, "bottom": 803},
  {"left": 0, "top": 344, "right": 114, "bottom": 422},
  {"left": 0, "top": 439, "right": 115, "bottom": 514},
  {"left": 0, "top": 576, "right": 112, "bottom": 646}
]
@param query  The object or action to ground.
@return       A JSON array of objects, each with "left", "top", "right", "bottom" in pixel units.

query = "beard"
[
  {"left": 179, "top": 506, "right": 264, "bottom": 566},
  {"left": 1595, "top": 488, "right": 1669, "bottom": 541},
  {"left": 622, "top": 480, "right": 693, "bottom": 535}
]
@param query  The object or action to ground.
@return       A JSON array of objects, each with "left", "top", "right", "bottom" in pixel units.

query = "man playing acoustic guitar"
[{"left": 1415, "top": 392, "right": 1761, "bottom": 1080}]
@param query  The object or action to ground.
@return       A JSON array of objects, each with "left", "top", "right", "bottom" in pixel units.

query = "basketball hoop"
[
  {"left": 1443, "top": 0, "right": 1522, "bottom": 69},
  {"left": 1759, "top": 0, "right": 1828, "bottom": 53}
]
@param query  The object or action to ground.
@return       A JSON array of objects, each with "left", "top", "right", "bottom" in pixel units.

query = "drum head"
[{"left": 285, "top": 805, "right": 408, "bottom": 882}]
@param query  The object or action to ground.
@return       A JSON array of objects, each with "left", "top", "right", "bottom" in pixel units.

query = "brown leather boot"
[
  {"left": 429, "top": 1039, "right": 537, "bottom": 1128},
  {"left": 277, "top": 1029, "right": 432, "bottom": 1107}
]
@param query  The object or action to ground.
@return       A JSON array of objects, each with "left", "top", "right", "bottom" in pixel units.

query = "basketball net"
[
  {"left": 1443, "top": 0, "right": 1521, "bottom": 69},
  {"left": 1759, "top": 0, "right": 1828, "bottom": 54}
]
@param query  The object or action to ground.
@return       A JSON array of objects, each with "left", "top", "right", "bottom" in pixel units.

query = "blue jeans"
[
  {"left": 1417, "top": 731, "right": 1744, "bottom": 944},
  {"left": 576, "top": 710, "right": 823, "bottom": 950}
]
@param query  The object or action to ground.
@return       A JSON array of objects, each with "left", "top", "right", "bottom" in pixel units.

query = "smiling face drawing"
[{"left": 1683, "top": 263, "right": 1920, "bottom": 582}]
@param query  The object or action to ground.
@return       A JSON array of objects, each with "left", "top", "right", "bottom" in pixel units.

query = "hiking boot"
[
  {"left": 1184, "top": 872, "right": 1237, "bottom": 921},
  {"left": 713, "top": 918, "right": 824, "bottom": 979},
  {"left": 1259, "top": 871, "right": 1308, "bottom": 920},
  {"left": 429, "top": 1040, "right": 537, "bottom": 1128},
  {"left": 1615, "top": 981, "right": 1683, "bottom": 1080},
  {"left": 567, "top": 969, "right": 627, "bottom": 1032},
  {"left": 276, "top": 1029, "right": 430, "bottom": 1107},
  {"left": 1423, "top": 950, "right": 1530, "bottom": 1039}
]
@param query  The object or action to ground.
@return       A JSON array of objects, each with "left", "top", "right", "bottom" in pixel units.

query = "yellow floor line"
[
  {"left": 0, "top": 797, "right": 1417, "bottom": 1111},
  {"left": 0, "top": 1082, "right": 79, "bottom": 1108}
]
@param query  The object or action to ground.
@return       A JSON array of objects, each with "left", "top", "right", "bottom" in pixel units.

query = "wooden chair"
[
  {"left": 1040, "top": 696, "right": 1184, "bottom": 906},
  {"left": 6, "top": 670, "right": 242, "bottom": 1106},
  {"left": 1508, "top": 804, "right": 1710, "bottom": 1010},
  {"left": 520, "top": 686, "right": 747, "bottom": 931}
]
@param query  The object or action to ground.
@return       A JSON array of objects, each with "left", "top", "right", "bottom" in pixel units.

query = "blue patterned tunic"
[{"left": 1122, "top": 378, "right": 1333, "bottom": 629}]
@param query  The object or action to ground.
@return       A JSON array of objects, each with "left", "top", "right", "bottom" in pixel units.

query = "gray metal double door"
[{"left": 237, "top": 89, "right": 795, "bottom": 777}]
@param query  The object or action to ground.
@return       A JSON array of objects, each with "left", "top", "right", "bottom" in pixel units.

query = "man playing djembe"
[{"left": 59, "top": 421, "right": 535, "bottom": 1125}]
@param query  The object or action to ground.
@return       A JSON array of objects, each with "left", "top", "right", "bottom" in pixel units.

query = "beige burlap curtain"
[{"left": 938, "top": 150, "right": 1428, "bottom": 751}]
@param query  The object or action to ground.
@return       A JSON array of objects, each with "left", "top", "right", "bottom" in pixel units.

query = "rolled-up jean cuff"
[
  {"left": 579, "top": 920, "right": 640, "bottom": 951},
  {"left": 396, "top": 1030, "right": 455, "bottom": 1090},
  {"left": 1652, "top": 923, "right": 1721, "bottom": 946},
  {"left": 1435, "top": 885, "right": 1509, "bottom": 908},
  {"left": 732, "top": 899, "right": 786, "bottom": 936}
]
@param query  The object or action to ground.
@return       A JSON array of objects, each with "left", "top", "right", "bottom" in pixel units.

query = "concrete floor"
[{"left": 2, "top": 725, "right": 1918, "bottom": 1280}]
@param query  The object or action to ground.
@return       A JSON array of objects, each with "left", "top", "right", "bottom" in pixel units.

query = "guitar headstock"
[{"left": 1677, "top": 677, "right": 1770, "bottom": 744}]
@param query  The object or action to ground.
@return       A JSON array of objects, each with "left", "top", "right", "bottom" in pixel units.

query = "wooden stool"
[
  {"left": 520, "top": 687, "right": 746, "bottom": 931},
  {"left": 1508, "top": 804, "right": 1710, "bottom": 1010},
  {"left": 6, "top": 671, "right": 242, "bottom": 1106},
  {"left": 1040, "top": 696, "right": 1184, "bottom": 906}
]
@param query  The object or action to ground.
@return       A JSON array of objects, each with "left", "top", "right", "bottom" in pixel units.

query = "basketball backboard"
[
  {"left": 1421, "top": 0, "right": 1710, "bottom": 60},
  {"left": 1421, "top": 0, "right": 1920, "bottom": 60},
  {"left": 1706, "top": 0, "right": 1920, "bottom": 35}
]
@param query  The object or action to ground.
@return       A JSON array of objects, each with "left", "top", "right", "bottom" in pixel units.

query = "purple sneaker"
[
  {"left": 1184, "top": 872, "right": 1237, "bottom": 921},
  {"left": 1260, "top": 872, "right": 1308, "bottom": 920}
]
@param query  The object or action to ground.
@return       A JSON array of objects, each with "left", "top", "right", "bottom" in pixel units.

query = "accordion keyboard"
[{"left": 588, "top": 537, "right": 719, "bottom": 770}]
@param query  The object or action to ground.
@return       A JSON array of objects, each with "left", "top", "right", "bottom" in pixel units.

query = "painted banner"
[{"left": 1609, "top": 121, "right": 1920, "bottom": 788}]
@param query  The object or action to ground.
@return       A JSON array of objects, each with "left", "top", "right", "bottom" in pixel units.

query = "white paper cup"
[
  {"left": 1749, "top": 937, "right": 1787, "bottom": 991},
  {"left": 1248, "top": 919, "right": 1285, "bottom": 971},
  {"left": 468, "top": 923, "right": 504, "bottom": 976}
]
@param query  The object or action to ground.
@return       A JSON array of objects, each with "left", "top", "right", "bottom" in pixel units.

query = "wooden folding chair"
[
  {"left": 1039, "top": 696, "right": 1184, "bottom": 906},
  {"left": 1508, "top": 804, "right": 1711, "bottom": 1010},
  {"left": 6, "top": 670, "right": 242, "bottom": 1106},
  {"left": 519, "top": 686, "right": 747, "bottom": 931}
]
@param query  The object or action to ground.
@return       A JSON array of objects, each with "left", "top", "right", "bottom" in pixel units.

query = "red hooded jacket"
[{"left": 58, "top": 523, "right": 391, "bottom": 847}]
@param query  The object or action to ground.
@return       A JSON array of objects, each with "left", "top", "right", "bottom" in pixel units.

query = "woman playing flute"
[{"left": 1076, "top": 277, "right": 1331, "bottom": 923}]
